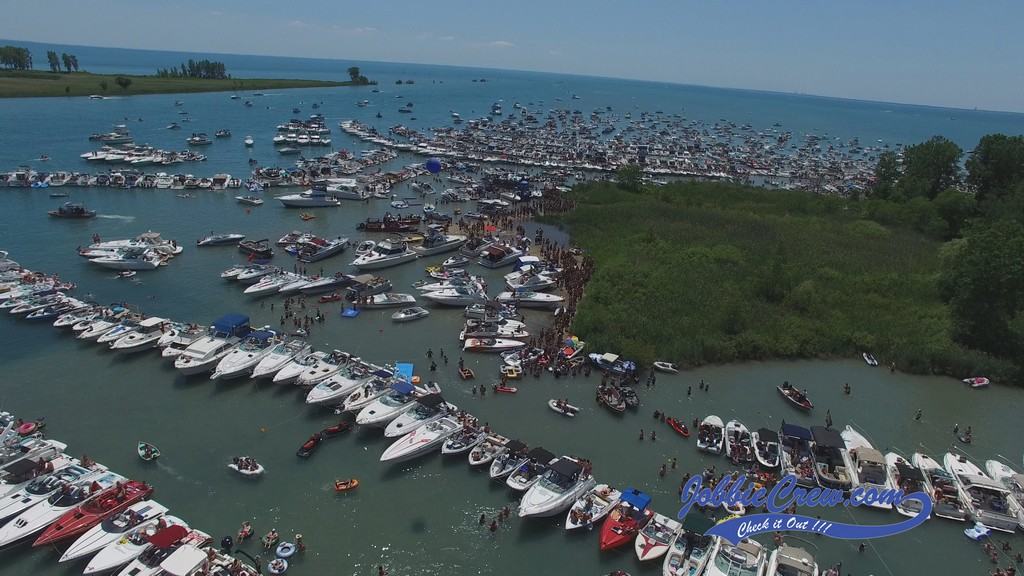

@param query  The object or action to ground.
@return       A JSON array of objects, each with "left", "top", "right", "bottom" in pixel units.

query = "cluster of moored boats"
[
  {"left": 77, "top": 232, "right": 183, "bottom": 271},
  {"left": 0, "top": 409, "right": 262, "bottom": 576}
]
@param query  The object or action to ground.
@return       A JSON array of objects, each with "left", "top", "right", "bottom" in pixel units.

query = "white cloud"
[{"left": 487, "top": 40, "right": 515, "bottom": 48}]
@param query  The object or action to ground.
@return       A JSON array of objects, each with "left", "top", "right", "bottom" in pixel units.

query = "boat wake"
[{"left": 96, "top": 214, "right": 136, "bottom": 221}]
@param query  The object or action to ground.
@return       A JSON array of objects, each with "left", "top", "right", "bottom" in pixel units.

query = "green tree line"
[
  {"left": 156, "top": 59, "right": 229, "bottom": 80},
  {"left": 45, "top": 50, "right": 80, "bottom": 72},
  {"left": 0, "top": 45, "right": 33, "bottom": 70}
]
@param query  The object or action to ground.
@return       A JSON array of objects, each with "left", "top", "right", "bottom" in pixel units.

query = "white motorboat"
[
  {"left": 703, "top": 538, "right": 767, "bottom": 576},
  {"left": 299, "top": 273, "right": 356, "bottom": 295},
  {"left": 243, "top": 272, "right": 302, "bottom": 297},
  {"left": 885, "top": 453, "right": 930, "bottom": 519},
  {"left": 236, "top": 195, "right": 263, "bottom": 206},
  {"left": 235, "top": 265, "right": 277, "bottom": 284},
  {"left": 81, "top": 516, "right": 188, "bottom": 574},
  {"left": 725, "top": 419, "right": 754, "bottom": 465},
  {"left": 88, "top": 232, "right": 180, "bottom": 254},
  {"left": 277, "top": 275, "right": 313, "bottom": 294},
  {"left": 663, "top": 530, "right": 715, "bottom": 576},
  {"left": 363, "top": 292, "right": 417, "bottom": 308},
  {"left": 305, "top": 356, "right": 385, "bottom": 401},
  {"left": 423, "top": 286, "right": 489, "bottom": 306},
  {"left": 251, "top": 339, "right": 310, "bottom": 379},
  {"left": 519, "top": 457, "right": 595, "bottom": 517},
  {"left": 95, "top": 316, "right": 144, "bottom": 344},
  {"left": 810, "top": 425, "right": 853, "bottom": 491},
  {"left": 945, "top": 452, "right": 1020, "bottom": 532},
  {"left": 466, "top": 318, "right": 529, "bottom": 339},
  {"left": 197, "top": 233, "right": 245, "bottom": 247},
  {"left": 488, "top": 440, "right": 530, "bottom": 479},
  {"left": 107, "top": 527, "right": 211, "bottom": 576},
  {"left": 984, "top": 460, "right": 1024, "bottom": 529},
  {"left": 506, "top": 447, "right": 557, "bottom": 491},
  {"left": 159, "top": 324, "right": 206, "bottom": 359},
  {"left": 379, "top": 416, "right": 461, "bottom": 463},
  {"left": 495, "top": 291, "right": 564, "bottom": 308},
  {"left": 89, "top": 250, "right": 163, "bottom": 271},
  {"left": 696, "top": 415, "right": 725, "bottom": 455},
  {"left": 110, "top": 317, "right": 169, "bottom": 353},
  {"left": 463, "top": 337, "right": 525, "bottom": 353},
  {"left": 277, "top": 189, "right": 341, "bottom": 207},
  {"left": 635, "top": 512, "right": 682, "bottom": 561},
  {"left": 210, "top": 329, "right": 278, "bottom": 380},
  {"left": 350, "top": 239, "right": 418, "bottom": 270},
  {"left": 356, "top": 380, "right": 424, "bottom": 426},
  {"left": 384, "top": 394, "right": 454, "bottom": 438},
  {"left": 411, "top": 232, "right": 467, "bottom": 256},
  {"left": 391, "top": 306, "right": 430, "bottom": 322},
  {"left": 468, "top": 434, "right": 511, "bottom": 467},
  {"left": 751, "top": 428, "right": 781, "bottom": 468},
  {"left": 341, "top": 376, "right": 396, "bottom": 412},
  {"left": 505, "top": 272, "right": 557, "bottom": 292},
  {"left": 479, "top": 244, "right": 524, "bottom": 268},
  {"left": 59, "top": 500, "right": 169, "bottom": 563},
  {"left": 440, "top": 427, "right": 488, "bottom": 455},
  {"left": 913, "top": 452, "right": 968, "bottom": 521},
  {"left": 0, "top": 471, "right": 123, "bottom": 546},
  {"left": 0, "top": 461, "right": 102, "bottom": 522},
  {"left": 219, "top": 264, "right": 249, "bottom": 279},
  {"left": 53, "top": 308, "right": 100, "bottom": 329},
  {"left": 765, "top": 545, "right": 819, "bottom": 576},
  {"left": 174, "top": 315, "right": 251, "bottom": 376},
  {"left": 274, "top": 350, "right": 327, "bottom": 385},
  {"left": 565, "top": 484, "right": 622, "bottom": 530},
  {"left": 296, "top": 350, "right": 352, "bottom": 387},
  {"left": 652, "top": 361, "right": 679, "bottom": 374},
  {"left": 841, "top": 425, "right": 893, "bottom": 508},
  {"left": 0, "top": 454, "right": 76, "bottom": 499},
  {"left": 296, "top": 236, "right": 350, "bottom": 263}
]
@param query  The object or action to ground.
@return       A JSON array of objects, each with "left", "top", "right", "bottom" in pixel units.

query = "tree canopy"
[
  {"left": 156, "top": 59, "right": 229, "bottom": 79},
  {"left": 898, "top": 136, "right": 962, "bottom": 200},
  {"left": 0, "top": 45, "right": 32, "bottom": 69},
  {"left": 965, "top": 134, "right": 1024, "bottom": 204}
]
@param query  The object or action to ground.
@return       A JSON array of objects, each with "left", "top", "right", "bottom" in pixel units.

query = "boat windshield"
[
  {"left": 47, "top": 484, "right": 90, "bottom": 506},
  {"left": 713, "top": 542, "right": 762, "bottom": 576},
  {"left": 26, "top": 474, "right": 69, "bottom": 495},
  {"left": 380, "top": 393, "right": 410, "bottom": 407}
]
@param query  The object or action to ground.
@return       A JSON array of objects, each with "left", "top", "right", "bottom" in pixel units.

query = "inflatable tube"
[
  {"left": 16, "top": 422, "right": 37, "bottom": 436},
  {"left": 411, "top": 375, "right": 421, "bottom": 384},
  {"left": 268, "top": 558, "right": 289, "bottom": 574},
  {"left": 276, "top": 542, "right": 296, "bottom": 558}
]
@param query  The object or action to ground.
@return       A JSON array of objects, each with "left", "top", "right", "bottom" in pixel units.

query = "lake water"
[{"left": 1, "top": 41, "right": 1023, "bottom": 576}]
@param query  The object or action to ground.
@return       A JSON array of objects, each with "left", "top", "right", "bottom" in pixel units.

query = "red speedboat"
[
  {"left": 599, "top": 488, "right": 652, "bottom": 551},
  {"left": 34, "top": 480, "right": 153, "bottom": 546},
  {"left": 667, "top": 417, "right": 690, "bottom": 438},
  {"left": 777, "top": 383, "right": 812, "bottom": 411}
]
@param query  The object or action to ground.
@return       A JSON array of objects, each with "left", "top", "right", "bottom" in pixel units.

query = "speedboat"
[
  {"left": 696, "top": 415, "right": 725, "bottom": 455},
  {"left": 94, "top": 315, "right": 144, "bottom": 344},
  {"left": 53, "top": 307, "right": 101, "bottom": 329},
  {"left": 299, "top": 273, "right": 356, "bottom": 295},
  {"left": 886, "top": 453, "right": 930, "bottom": 519},
  {"left": 296, "top": 349, "right": 352, "bottom": 387},
  {"left": 488, "top": 440, "right": 530, "bottom": 479},
  {"left": 308, "top": 359, "right": 390, "bottom": 406},
  {"left": 703, "top": 538, "right": 767, "bottom": 576},
  {"left": 34, "top": 479, "right": 153, "bottom": 546},
  {"left": 652, "top": 361, "right": 679, "bottom": 374},
  {"left": 244, "top": 272, "right": 303, "bottom": 296},
  {"left": 442, "top": 254, "right": 470, "bottom": 268},
  {"left": 275, "top": 350, "right": 327, "bottom": 385},
  {"left": 945, "top": 452, "right": 1021, "bottom": 532},
  {"left": 463, "top": 337, "right": 525, "bottom": 353},
  {"left": 0, "top": 437, "right": 68, "bottom": 472},
  {"left": 363, "top": 293, "right": 417, "bottom": 308},
  {"left": 599, "top": 489, "right": 653, "bottom": 551},
  {"left": 635, "top": 512, "right": 682, "bottom": 561},
  {"left": 565, "top": 484, "right": 622, "bottom": 530},
  {"left": 780, "top": 424, "right": 818, "bottom": 488},
  {"left": 277, "top": 275, "right": 313, "bottom": 294},
  {"left": 392, "top": 306, "right": 430, "bottom": 322},
  {"left": 174, "top": 314, "right": 251, "bottom": 376},
  {"left": 841, "top": 425, "right": 889, "bottom": 505},
  {"left": 467, "top": 318, "right": 529, "bottom": 339},
  {"left": 379, "top": 417, "right": 461, "bottom": 463},
  {"left": 0, "top": 454, "right": 75, "bottom": 499},
  {"left": 725, "top": 420, "right": 754, "bottom": 465},
  {"left": 424, "top": 286, "right": 489, "bottom": 306},
  {"left": 87, "top": 232, "right": 181, "bottom": 254},
  {"left": 663, "top": 524, "right": 715, "bottom": 576},
  {"left": 89, "top": 250, "right": 163, "bottom": 271},
  {"left": 588, "top": 352, "right": 637, "bottom": 376},
  {"left": 985, "top": 460, "right": 1024, "bottom": 529},
  {"left": 0, "top": 471, "right": 124, "bottom": 546},
  {"left": 235, "top": 265, "right": 277, "bottom": 284},
  {"left": 765, "top": 544, "right": 818, "bottom": 576},
  {"left": 777, "top": 382, "right": 813, "bottom": 411},
  {"left": 210, "top": 329, "right": 278, "bottom": 380},
  {"left": 411, "top": 232, "right": 466, "bottom": 256},
  {"left": 296, "top": 236, "right": 350, "bottom": 263},
  {"left": 58, "top": 500, "right": 168, "bottom": 562},
  {"left": 277, "top": 189, "right": 341, "bottom": 207},
  {"left": 751, "top": 428, "right": 781, "bottom": 468},
  {"left": 109, "top": 317, "right": 169, "bottom": 353},
  {"left": 0, "top": 461, "right": 103, "bottom": 522},
  {"left": 478, "top": 244, "right": 523, "bottom": 268},
  {"left": 341, "top": 374, "right": 397, "bottom": 412},
  {"left": 440, "top": 426, "right": 488, "bottom": 455},
  {"left": 505, "top": 272, "right": 557, "bottom": 292},
  {"left": 495, "top": 291, "right": 564, "bottom": 308},
  {"left": 468, "top": 434, "right": 511, "bottom": 467},
  {"left": 506, "top": 447, "right": 557, "bottom": 491},
  {"left": 350, "top": 239, "right": 418, "bottom": 270},
  {"left": 384, "top": 394, "right": 454, "bottom": 438},
  {"left": 356, "top": 380, "right": 423, "bottom": 426},
  {"left": 519, "top": 457, "right": 595, "bottom": 517},
  {"left": 810, "top": 426, "right": 853, "bottom": 491},
  {"left": 81, "top": 516, "right": 189, "bottom": 574},
  {"left": 913, "top": 452, "right": 968, "bottom": 521},
  {"left": 25, "top": 298, "right": 88, "bottom": 321},
  {"left": 197, "top": 233, "right": 245, "bottom": 247},
  {"left": 108, "top": 526, "right": 211, "bottom": 576},
  {"left": 251, "top": 339, "right": 310, "bottom": 379},
  {"left": 159, "top": 323, "right": 206, "bottom": 359}
]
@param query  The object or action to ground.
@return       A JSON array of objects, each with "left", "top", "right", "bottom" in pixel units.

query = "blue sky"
[{"left": 1, "top": 0, "right": 1022, "bottom": 112}]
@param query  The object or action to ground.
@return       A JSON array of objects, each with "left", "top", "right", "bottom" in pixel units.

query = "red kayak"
[
  {"left": 319, "top": 293, "right": 343, "bottom": 303},
  {"left": 34, "top": 480, "right": 153, "bottom": 546},
  {"left": 493, "top": 385, "right": 518, "bottom": 394},
  {"left": 599, "top": 489, "right": 652, "bottom": 551},
  {"left": 667, "top": 417, "right": 690, "bottom": 438}
]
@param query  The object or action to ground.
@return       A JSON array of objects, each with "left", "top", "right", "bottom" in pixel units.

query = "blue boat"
[
  {"left": 211, "top": 313, "right": 252, "bottom": 338},
  {"left": 588, "top": 352, "right": 637, "bottom": 376}
]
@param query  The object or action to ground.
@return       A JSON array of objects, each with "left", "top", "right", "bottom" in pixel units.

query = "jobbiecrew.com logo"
[{"left": 677, "top": 473, "right": 931, "bottom": 543}]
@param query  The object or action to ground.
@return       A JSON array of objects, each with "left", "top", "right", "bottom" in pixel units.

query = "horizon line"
[{"left": 2, "top": 36, "right": 1023, "bottom": 117}]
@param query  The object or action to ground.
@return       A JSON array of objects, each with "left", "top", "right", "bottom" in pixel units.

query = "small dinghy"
[
  {"left": 276, "top": 541, "right": 297, "bottom": 558},
  {"left": 334, "top": 478, "right": 359, "bottom": 492},
  {"left": 963, "top": 376, "right": 990, "bottom": 388},
  {"left": 442, "top": 255, "right": 470, "bottom": 268},
  {"left": 652, "top": 361, "right": 678, "bottom": 374},
  {"left": 117, "top": 271, "right": 136, "bottom": 279},
  {"left": 319, "top": 293, "right": 343, "bottom": 303},
  {"left": 137, "top": 442, "right": 161, "bottom": 461},
  {"left": 777, "top": 381, "right": 813, "bottom": 411},
  {"left": 392, "top": 306, "right": 430, "bottom": 322},
  {"left": 666, "top": 417, "right": 690, "bottom": 438},
  {"left": 229, "top": 456, "right": 264, "bottom": 477},
  {"left": 863, "top": 352, "right": 879, "bottom": 366},
  {"left": 268, "top": 558, "right": 289, "bottom": 574},
  {"left": 493, "top": 384, "right": 518, "bottom": 394},
  {"left": 596, "top": 385, "right": 626, "bottom": 414},
  {"left": 548, "top": 399, "right": 579, "bottom": 417}
]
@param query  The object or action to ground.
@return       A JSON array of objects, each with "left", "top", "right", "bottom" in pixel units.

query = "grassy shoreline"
[
  {"left": 0, "top": 70, "right": 362, "bottom": 98},
  {"left": 545, "top": 181, "right": 1014, "bottom": 380}
]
